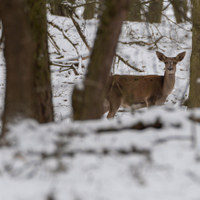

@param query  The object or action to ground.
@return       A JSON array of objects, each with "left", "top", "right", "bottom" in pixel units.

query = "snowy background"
[{"left": 0, "top": 1, "right": 200, "bottom": 200}]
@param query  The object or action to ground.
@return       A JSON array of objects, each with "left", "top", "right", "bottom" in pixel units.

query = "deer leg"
[
  {"left": 102, "top": 98, "right": 110, "bottom": 114},
  {"left": 146, "top": 97, "right": 156, "bottom": 108},
  {"left": 107, "top": 97, "right": 121, "bottom": 118}
]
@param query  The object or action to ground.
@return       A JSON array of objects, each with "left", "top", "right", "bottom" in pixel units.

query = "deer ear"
[
  {"left": 176, "top": 52, "right": 186, "bottom": 62},
  {"left": 156, "top": 51, "right": 166, "bottom": 62}
]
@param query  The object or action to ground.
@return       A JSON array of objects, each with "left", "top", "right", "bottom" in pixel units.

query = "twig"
[
  {"left": 64, "top": 4, "right": 91, "bottom": 52},
  {"left": 120, "top": 40, "right": 148, "bottom": 46},
  {"left": 154, "top": 135, "right": 191, "bottom": 145},
  {"left": 162, "top": 13, "right": 191, "bottom": 32},
  {"left": 48, "top": 20, "right": 80, "bottom": 56},
  {"left": 51, "top": 54, "right": 90, "bottom": 64},
  {"left": 48, "top": 21, "right": 62, "bottom": 32},
  {"left": 120, "top": 36, "right": 163, "bottom": 48},
  {"left": 116, "top": 54, "right": 144, "bottom": 72},
  {"left": 47, "top": 32, "right": 62, "bottom": 55},
  {"left": 62, "top": 30, "right": 79, "bottom": 55},
  {"left": 50, "top": 62, "right": 79, "bottom": 75}
]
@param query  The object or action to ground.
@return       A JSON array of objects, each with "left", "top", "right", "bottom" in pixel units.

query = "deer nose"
[{"left": 168, "top": 66, "right": 173, "bottom": 71}]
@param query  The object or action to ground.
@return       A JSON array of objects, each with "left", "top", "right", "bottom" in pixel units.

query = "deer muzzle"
[{"left": 168, "top": 66, "right": 173, "bottom": 71}]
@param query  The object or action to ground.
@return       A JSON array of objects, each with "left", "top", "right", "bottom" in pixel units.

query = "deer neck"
[{"left": 162, "top": 72, "right": 175, "bottom": 98}]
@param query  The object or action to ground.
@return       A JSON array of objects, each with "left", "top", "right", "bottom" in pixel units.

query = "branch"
[
  {"left": 154, "top": 135, "right": 191, "bottom": 145},
  {"left": 162, "top": 13, "right": 191, "bottom": 32},
  {"left": 64, "top": 4, "right": 91, "bottom": 52},
  {"left": 120, "top": 36, "right": 163, "bottom": 48},
  {"left": 40, "top": 145, "right": 151, "bottom": 160},
  {"left": 115, "top": 54, "right": 144, "bottom": 72},
  {"left": 47, "top": 31, "right": 62, "bottom": 55},
  {"left": 97, "top": 118, "right": 163, "bottom": 133},
  {"left": 48, "top": 21, "right": 80, "bottom": 55},
  {"left": 50, "top": 62, "right": 79, "bottom": 75},
  {"left": 48, "top": 20, "right": 62, "bottom": 31},
  {"left": 62, "top": 29, "right": 79, "bottom": 55}
]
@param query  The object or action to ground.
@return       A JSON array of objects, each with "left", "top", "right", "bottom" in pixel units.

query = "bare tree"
[
  {"left": 0, "top": 0, "right": 35, "bottom": 137},
  {"left": 27, "top": 0, "right": 54, "bottom": 123},
  {"left": 72, "top": 0, "right": 129, "bottom": 120},
  {"left": 147, "top": 0, "right": 163, "bottom": 23},
  {"left": 0, "top": 0, "right": 54, "bottom": 138},
  {"left": 171, "top": 0, "right": 188, "bottom": 23},
  {"left": 188, "top": 0, "right": 200, "bottom": 108}
]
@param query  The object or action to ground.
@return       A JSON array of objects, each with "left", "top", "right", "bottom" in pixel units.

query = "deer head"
[{"left": 156, "top": 51, "right": 186, "bottom": 75}]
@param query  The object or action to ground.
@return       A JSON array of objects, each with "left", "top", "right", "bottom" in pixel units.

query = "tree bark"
[
  {"left": 27, "top": 0, "right": 54, "bottom": 123},
  {"left": 72, "top": 0, "right": 129, "bottom": 120},
  {"left": 127, "top": 0, "right": 141, "bottom": 22},
  {"left": 0, "top": 0, "right": 35, "bottom": 136},
  {"left": 188, "top": 0, "right": 200, "bottom": 108},
  {"left": 48, "top": 0, "right": 76, "bottom": 17},
  {"left": 0, "top": 0, "right": 54, "bottom": 138},
  {"left": 171, "top": 0, "right": 188, "bottom": 23},
  {"left": 83, "top": 0, "right": 96, "bottom": 20},
  {"left": 147, "top": 0, "right": 163, "bottom": 23}
]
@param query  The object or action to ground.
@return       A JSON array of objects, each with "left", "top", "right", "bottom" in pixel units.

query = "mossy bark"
[
  {"left": 72, "top": 0, "right": 129, "bottom": 120},
  {"left": 147, "top": 0, "right": 163, "bottom": 23},
  {"left": 27, "top": 0, "right": 54, "bottom": 123},
  {"left": 0, "top": 0, "right": 35, "bottom": 137},
  {"left": 188, "top": 0, "right": 200, "bottom": 108}
]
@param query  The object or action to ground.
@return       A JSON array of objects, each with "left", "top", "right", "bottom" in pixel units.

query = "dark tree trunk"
[
  {"left": 0, "top": 0, "right": 54, "bottom": 138},
  {"left": 27, "top": 0, "right": 54, "bottom": 123},
  {"left": 147, "top": 0, "right": 163, "bottom": 23},
  {"left": 72, "top": 0, "right": 129, "bottom": 120},
  {"left": 127, "top": 0, "right": 142, "bottom": 22},
  {"left": 188, "top": 0, "right": 200, "bottom": 108},
  {"left": 0, "top": 0, "right": 35, "bottom": 136}
]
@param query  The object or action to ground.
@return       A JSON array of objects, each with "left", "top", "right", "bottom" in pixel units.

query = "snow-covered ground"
[{"left": 0, "top": 2, "right": 200, "bottom": 200}]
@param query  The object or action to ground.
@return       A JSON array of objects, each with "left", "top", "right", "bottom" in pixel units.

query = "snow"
[
  {"left": 0, "top": 2, "right": 200, "bottom": 200},
  {"left": 0, "top": 108, "right": 200, "bottom": 200}
]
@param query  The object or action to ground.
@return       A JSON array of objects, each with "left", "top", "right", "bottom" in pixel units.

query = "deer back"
[{"left": 107, "top": 75, "right": 165, "bottom": 107}]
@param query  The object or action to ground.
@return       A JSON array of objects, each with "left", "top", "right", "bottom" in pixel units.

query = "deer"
[{"left": 103, "top": 51, "right": 186, "bottom": 118}]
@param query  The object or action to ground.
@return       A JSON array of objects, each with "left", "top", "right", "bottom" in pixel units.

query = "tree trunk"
[
  {"left": 171, "top": 0, "right": 188, "bottom": 23},
  {"left": 127, "top": 0, "right": 141, "bottom": 22},
  {"left": 27, "top": 0, "right": 54, "bottom": 123},
  {"left": 48, "top": 0, "right": 69, "bottom": 16},
  {"left": 188, "top": 0, "right": 200, "bottom": 108},
  {"left": 72, "top": 0, "right": 129, "bottom": 120},
  {"left": 0, "top": 0, "right": 54, "bottom": 138},
  {"left": 83, "top": 0, "right": 96, "bottom": 20},
  {"left": 0, "top": 0, "right": 35, "bottom": 136},
  {"left": 147, "top": 0, "right": 163, "bottom": 23}
]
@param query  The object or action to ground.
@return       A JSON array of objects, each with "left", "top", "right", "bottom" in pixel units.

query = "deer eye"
[{"left": 173, "top": 62, "right": 177, "bottom": 64}]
